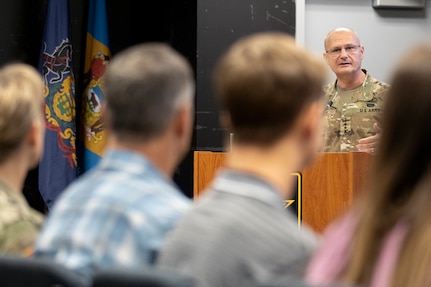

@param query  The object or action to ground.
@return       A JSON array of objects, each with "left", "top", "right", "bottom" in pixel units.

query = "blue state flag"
[
  {"left": 38, "top": 0, "right": 77, "bottom": 209},
  {"left": 79, "top": 0, "right": 111, "bottom": 172}
]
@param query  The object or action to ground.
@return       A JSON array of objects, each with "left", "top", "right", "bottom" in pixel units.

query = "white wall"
[{"left": 302, "top": 0, "right": 431, "bottom": 83}]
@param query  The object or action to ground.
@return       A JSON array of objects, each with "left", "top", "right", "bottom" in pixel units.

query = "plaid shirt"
[{"left": 34, "top": 149, "right": 191, "bottom": 282}]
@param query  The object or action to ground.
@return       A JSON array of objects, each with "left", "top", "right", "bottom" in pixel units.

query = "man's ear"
[
  {"left": 172, "top": 102, "right": 194, "bottom": 163},
  {"left": 174, "top": 102, "right": 193, "bottom": 139}
]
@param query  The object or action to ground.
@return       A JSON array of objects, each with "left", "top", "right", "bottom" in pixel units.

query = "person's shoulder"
[
  {"left": 323, "top": 81, "right": 336, "bottom": 94},
  {"left": 365, "top": 73, "right": 390, "bottom": 90},
  {"left": 0, "top": 187, "right": 43, "bottom": 227},
  {"left": 0, "top": 207, "right": 43, "bottom": 233},
  {"left": 26, "top": 207, "right": 44, "bottom": 225},
  {"left": 0, "top": 208, "right": 43, "bottom": 255},
  {"left": 296, "top": 223, "right": 320, "bottom": 249},
  {"left": 56, "top": 166, "right": 130, "bottom": 201},
  {"left": 372, "top": 78, "right": 390, "bottom": 90},
  {"left": 362, "top": 72, "right": 389, "bottom": 101},
  {"left": 270, "top": 211, "right": 319, "bottom": 249},
  {"left": 141, "top": 188, "right": 191, "bottom": 221}
]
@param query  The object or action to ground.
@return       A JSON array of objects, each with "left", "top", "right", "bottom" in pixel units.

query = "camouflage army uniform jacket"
[
  {"left": 0, "top": 179, "right": 43, "bottom": 256},
  {"left": 323, "top": 70, "right": 389, "bottom": 152}
]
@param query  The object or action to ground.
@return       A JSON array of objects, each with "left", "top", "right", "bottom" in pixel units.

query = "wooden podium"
[{"left": 193, "top": 151, "right": 373, "bottom": 233}]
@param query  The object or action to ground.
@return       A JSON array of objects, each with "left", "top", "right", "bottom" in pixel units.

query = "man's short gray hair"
[{"left": 104, "top": 43, "right": 194, "bottom": 142}]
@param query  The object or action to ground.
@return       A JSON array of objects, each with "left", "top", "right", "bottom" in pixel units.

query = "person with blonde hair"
[
  {"left": 0, "top": 63, "right": 45, "bottom": 256},
  {"left": 306, "top": 43, "right": 431, "bottom": 287}
]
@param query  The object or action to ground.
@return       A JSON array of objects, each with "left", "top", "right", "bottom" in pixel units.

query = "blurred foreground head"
[
  {"left": 104, "top": 43, "right": 195, "bottom": 167},
  {"left": 0, "top": 63, "right": 44, "bottom": 168},
  {"left": 348, "top": 43, "right": 431, "bottom": 287},
  {"left": 213, "top": 32, "right": 327, "bottom": 166}
]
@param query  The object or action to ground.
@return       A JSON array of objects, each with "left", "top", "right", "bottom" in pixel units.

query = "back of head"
[
  {"left": 104, "top": 43, "right": 194, "bottom": 142},
  {"left": 0, "top": 63, "right": 44, "bottom": 163},
  {"left": 213, "top": 32, "right": 327, "bottom": 146}
]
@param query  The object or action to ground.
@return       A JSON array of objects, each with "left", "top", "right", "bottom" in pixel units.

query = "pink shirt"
[{"left": 305, "top": 212, "right": 409, "bottom": 287}]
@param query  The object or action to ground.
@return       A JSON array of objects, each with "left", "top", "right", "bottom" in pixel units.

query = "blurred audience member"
[
  {"left": 34, "top": 43, "right": 194, "bottom": 283},
  {"left": 306, "top": 43, "right": 431, "bottom": 287},
  {"left": 0, "top": 64, "right": 45, "bottom": 256},
  {"left": 157, "top": 32, "right": 327, "bottom": 287}
]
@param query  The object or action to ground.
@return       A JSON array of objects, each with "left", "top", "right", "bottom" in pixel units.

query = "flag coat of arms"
[
  {"left": 39, "top": 0, "right": 76, "bottom": 209},
  {"left": 80, "top": 0, "right": 111, "bottom": 172}
]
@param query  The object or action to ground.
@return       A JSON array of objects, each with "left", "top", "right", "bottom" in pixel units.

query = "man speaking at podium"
[{"left": 322, "top": 27, "right": 389, "bottom": 154}]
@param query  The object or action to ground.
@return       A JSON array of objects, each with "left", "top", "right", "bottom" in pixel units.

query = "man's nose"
[{"left": 340, "top": 48, "right": 349, "bottom": 57}]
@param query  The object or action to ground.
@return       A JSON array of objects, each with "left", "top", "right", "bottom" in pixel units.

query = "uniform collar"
[
  {"left": 325, "top": 69, "right": 375, "bottom": 106},
  {"left": 211, "top": 169, "right": 285, "bottom": 208}
]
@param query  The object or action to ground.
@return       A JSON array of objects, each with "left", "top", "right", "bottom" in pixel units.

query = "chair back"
[
  {"left": 92, "top": 267, "right": 194, "bottom": 287},
  {"left": 0, "top": 255, "right": 87, "bottom": 287}
]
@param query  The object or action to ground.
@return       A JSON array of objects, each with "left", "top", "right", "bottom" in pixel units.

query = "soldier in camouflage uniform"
[
  {"left": 0, "top": 181, "right": 43, "bottom": 256},
  {"left": 0, "top": 64, "right": 45, "bottom": 256},
  {"left": 322, "top": 27, "right": 389, "bottom": 153}
]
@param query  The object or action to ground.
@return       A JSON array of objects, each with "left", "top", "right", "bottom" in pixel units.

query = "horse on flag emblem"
[{"left": 41, "top": 38, "right": 76, "bottom": 168}]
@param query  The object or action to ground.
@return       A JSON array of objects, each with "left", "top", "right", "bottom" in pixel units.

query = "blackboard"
[{"left": 196, "top": 0, "right": 296, "bottom": 151}]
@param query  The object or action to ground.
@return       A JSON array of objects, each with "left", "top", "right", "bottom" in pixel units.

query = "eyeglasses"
[{"left": 326, "top": 45, "right": 361, "bottom": 56}]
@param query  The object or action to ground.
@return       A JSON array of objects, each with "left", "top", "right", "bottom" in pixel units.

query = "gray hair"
[{"left": 104, "top": 43, "right": 194, "bottom": 142}]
